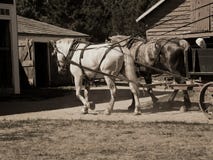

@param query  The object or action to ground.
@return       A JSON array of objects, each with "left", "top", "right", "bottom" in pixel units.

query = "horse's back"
[{"left": 70, "top": 43, "right": 124, "bottom": 78}]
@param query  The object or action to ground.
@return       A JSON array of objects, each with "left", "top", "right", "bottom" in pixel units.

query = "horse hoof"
[
  {"left": 134, "top": 109, "right": 141, "bottom": 115},
  {"left": 179, "top": 106, "right": 187, "bottom": 112},
  {"left": 81, "top": 108, "right": 88, "bottom": 114},
  {"left": 134, "top": 111, "right": 141, "bottom": 115},
  {"left": 104, "top": 109, "right": 111, "bottom": 115},
  {"left": 89, "top": 101, "right": 95, "bottom": 110}
]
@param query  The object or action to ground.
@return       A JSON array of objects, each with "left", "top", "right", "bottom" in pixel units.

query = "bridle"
[{"left": 53, "top": 40, "right": 79, "bottom": 69}]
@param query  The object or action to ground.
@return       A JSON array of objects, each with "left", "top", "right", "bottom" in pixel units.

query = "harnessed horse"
[
  {"left": 51, "top": 38, "right": 142, "bottom": 115},
  {"left": 109, "top": 35, "right": 191, "bottom": 112}
]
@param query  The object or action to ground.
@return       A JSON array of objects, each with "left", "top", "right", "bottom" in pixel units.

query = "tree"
[{"left": 17, "top": 0, "right": 158, "bottom": 42}]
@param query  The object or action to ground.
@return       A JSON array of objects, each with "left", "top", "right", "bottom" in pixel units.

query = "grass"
[{"left": 0, "top": 119, "right": 213, "bottom": 160}]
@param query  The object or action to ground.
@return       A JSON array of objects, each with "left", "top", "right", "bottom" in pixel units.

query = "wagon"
[
  {"left": 185, "top": 48, "right": 213, "bottom": 120},
  {"left": 138, "top": 47, "right": 213, "bottom": 120}
]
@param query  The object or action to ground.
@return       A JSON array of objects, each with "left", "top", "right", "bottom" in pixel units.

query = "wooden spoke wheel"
[{"left": 199, "top": 82, "right": 213, "bottom": 120}]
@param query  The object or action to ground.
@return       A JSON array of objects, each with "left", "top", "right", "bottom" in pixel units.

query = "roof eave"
[{"left": 136, "top": 0, "right": 166, "bottom": 23}]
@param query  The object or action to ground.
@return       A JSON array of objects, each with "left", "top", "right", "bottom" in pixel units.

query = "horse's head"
[{"left": 51, "top": 38, "right": 75, "bottom": 74}]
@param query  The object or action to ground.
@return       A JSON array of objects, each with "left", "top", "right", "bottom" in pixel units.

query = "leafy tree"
[{"left": 17, "top": 0, "right": 158, "bottom": 42}]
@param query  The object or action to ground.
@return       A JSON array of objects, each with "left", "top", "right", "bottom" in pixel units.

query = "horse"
[
  {"left": 51, "top": 38, "right": 142, "bottom": 115},
  {"left": 109, "top": 35, "right": 191, "bottom": 112}
]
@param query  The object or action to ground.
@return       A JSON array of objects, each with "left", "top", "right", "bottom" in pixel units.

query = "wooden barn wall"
[
  {"left": 145, "top": 0, "right": 191, "bottom": 39},
  {"left": 145, "top": 0, "right": 213, "bottom": 39},
  {"left": 18, "top": 38, "right": 73, "bottom": 88},
  {"left": 191, "top": 0, "right": 212, "bottom": 33}
]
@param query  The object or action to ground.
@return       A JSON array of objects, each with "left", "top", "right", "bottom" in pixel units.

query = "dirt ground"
[
  {"left": 0, "top": 85, "right": 213, "bottom": 160},
  {"left": 0, "top": 85, "right": 211, "bottom": 124}
]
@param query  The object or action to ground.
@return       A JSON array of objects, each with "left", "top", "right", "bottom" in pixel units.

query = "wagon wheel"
[{"left": 199, "top": 82, "right": 213, "bottom": 120}]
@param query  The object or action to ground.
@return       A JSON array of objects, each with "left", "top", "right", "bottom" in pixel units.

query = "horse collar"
[{"left": 66, "top": 40, "right": 79, "bottom": 62}]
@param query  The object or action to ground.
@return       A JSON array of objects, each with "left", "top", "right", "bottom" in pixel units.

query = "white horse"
[{"left": 52, "top": 38, "right": 141, "bottom": 115}]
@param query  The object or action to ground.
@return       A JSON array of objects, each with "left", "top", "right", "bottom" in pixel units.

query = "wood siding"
[
  {"left": 144, "top": 0, "right": 213, "bottom": 39},
  {"left": 191, "top": 0, "right": 211, "bottom": 32},
  {"left": 18, "top": 39, "right": 35, "bottom": 87}
]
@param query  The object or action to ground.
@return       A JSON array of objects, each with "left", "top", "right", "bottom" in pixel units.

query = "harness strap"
[
  {"left": 66, "top": 40, "right": 79, "bottom": 64},
  {"left": 134, "top": 42, "right": 144, "bottom": 63}
]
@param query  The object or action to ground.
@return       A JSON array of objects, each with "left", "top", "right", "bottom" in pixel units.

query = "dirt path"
[{"left": 0, "top": 86, "right": 212, "bottom": 124}]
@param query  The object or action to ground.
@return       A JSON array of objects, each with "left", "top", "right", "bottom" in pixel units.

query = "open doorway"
[
  {"left": 34, "top": 42, "right": 49, "bottom": 87},
  {"left": 0, "top": 20, "right": 12, "bottom": 88}
]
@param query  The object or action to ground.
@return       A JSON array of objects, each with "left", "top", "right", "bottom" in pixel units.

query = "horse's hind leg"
[
  {"left": 84, "top": 81, "right": 95, "bottom": 110},
  {"left": 174, "top": 77, "right": 191, "bottom": 112},
  {"left": 104, "top": 76, "right": 116, "bottom": 115},
  {"left": 124, "top": 54, "right": 141, "bottom": 115},
  {"left": 180, "top": 90, "right": 191, "bottom": 112},
  {"left": 74, "top": 76, "right": 90, "bottom": 114},
  {"left": 128, "top": 73, "right": 158, "bottom": 111},
  {"left": 128, "top": 82, "right": 141, "bottom": 115}
]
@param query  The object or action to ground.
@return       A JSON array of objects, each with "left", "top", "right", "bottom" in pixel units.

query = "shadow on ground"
[{"left": 0, "top": 86, "right": 198, "bottom": 116}]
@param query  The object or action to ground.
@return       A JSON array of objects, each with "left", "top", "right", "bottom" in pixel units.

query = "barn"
[
  {"left": 17, "top": 16, "right": 89, "bottom": 89},
  {"left": 0, "top": 0, "right": 20, "bottom": 94},
  {"left": 136, "top": 0, "right": 213, "bottom": 79},
  {"left": 136, "top": 0, "right": 213, "bottom": 47}
]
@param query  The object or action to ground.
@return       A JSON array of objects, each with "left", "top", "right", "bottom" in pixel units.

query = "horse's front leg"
[
  {"left": 74, "top": 76, "right": 90, "bottom": 114},
  {"left": 104, "top": 76, "right": 116, "bottom": 115},
  {"left": 144, "top": 73, "right": 158, "bottom": 104}
]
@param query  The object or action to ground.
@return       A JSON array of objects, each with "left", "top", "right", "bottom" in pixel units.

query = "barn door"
[
  {"left": 34, "top": 42, "right": 50, "bottom": 87},
  {"left": 0, "top": 20, "right": 12, "bottom": 89},
  {"left": 18, "top": 39, "right": 35, "bottom": 87},
  {"left": 191, "top": 0, "right": 211, "bottom": 32}
]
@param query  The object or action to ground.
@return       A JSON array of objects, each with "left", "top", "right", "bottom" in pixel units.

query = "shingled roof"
[{"left": 17, "top": 15, "right": 89, "bottom": 38}]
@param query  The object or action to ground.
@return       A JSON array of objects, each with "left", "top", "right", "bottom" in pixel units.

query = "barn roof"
[
  {"left": 17, "top": 16, "right": 89, "bottom": 38},
  {"left": 136, "top": 0, "right": 166, "bottom": 22}
]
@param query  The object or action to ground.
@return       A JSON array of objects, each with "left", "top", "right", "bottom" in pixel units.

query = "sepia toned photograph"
[{"left": 0, "top": 0, "right": 212, "bottom": 159}]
